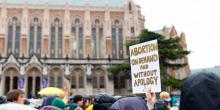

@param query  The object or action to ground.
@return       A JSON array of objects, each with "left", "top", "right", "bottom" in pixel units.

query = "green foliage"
[{"left": 109, "top": 29, "right": 190, "bottom": 90}]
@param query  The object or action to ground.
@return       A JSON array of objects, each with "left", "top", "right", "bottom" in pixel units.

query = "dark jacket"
[
  {"left": 93, "top": 93, "right": 116, "bottom": 110},
  {"left": 180, "top": 72, "right": 220, "bottom": 110},
  {"left": 109, "top": 97, "right": 148, "bottom": 110},
  {"left": 0, "top": 96, "right": 7, "bottom": 104},
  {"left": 40, "top": 96, "right": 57, "bottom": 108}
]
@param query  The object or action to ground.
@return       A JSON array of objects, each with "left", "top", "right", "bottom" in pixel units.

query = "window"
[
  {"left": 49, "top": 76, "right": 55, "bottom": 87},
  {"left": 50, "top": 27, "right": 55, "bottom": 58},
  {"left": 37, "top": 26, "right": 42, "bottom": 57},
  {"left": 120, "top": 76, "right": 126, "bottom": 88},
  {"left": 29, "top": 26, "right": 34, "bottom": 56},
  {"left": 92, "top": 28, "right": 97, "bottom": 58},
  {"left": 7, "top": 26, "right": 13, "bottom": 54},
  {"left": 131, "top": 27, "right": 135, "bottom": 33},
  {"left": 114, "top": 76, "right": 119, "bottom": 89},
  {"left": 15, "top": 26, "right": 21, "bottom": 57},
  {"left": 13, "top": 77, "right": 18, "bottom": 89},
  {"left": 71, "top": 18, "right": 84, "bottom": 58},
  {"left": 99, "top": 28, "right": 104, "bottom": 57},
  {"left": 7, "top": 17, "right": 21, "bottom": 56},
  {"left": 79, "top": 27, "right": 83, "bottom": 58},
  {"left": 91, "top": 19, "right": 103, "bottom": 58},
  {"left": 78, "top": 76, "right": 84, "bottom": 88},
  {"left": 92, "top": 76, "right": 98, "bottom": 88},
  {"left": 100, "top": 76, "right": 105, "bottom": 88},
  {"left": 112, "top": 19, "right": 123, "bottom": 59},
  {"left": 71, "top": 76, "right": 76, "bottom": 88},
  {"left": 129, "top": 2, "right": 132, "bottom": 11},
  {"left": 119, "top": 28, "right": 123, "bottom": 58},
  {"left": 58, "top": 27, "right": 63, "bottom": 58},
  {"left": 29, "top": 17, "right": 42, "bottom": 57},
  {"left": 51, "top": 18, "right": 63, "bottom": 58},
  {"left": 57, "top": 76, "right": 63, "bottom": 88}
]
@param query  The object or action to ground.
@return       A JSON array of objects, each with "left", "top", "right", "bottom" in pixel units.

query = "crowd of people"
[{"left": 0, "top": 72, "right": 220, "bottom": 110}]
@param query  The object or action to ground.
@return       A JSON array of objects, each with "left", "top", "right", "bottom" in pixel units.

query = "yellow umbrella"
[{"left": 38, "top": 87, "right": 65, "bottom": 96}]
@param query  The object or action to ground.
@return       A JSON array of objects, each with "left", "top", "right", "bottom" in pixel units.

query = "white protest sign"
[{"left": 129, "top": 40, "right": 161, "bottom": 94}]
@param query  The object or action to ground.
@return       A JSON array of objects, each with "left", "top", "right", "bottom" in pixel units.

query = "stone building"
[
  {"left": 155, "top": 26, "right": 191, "bottom": 79},
  {"left": 0, "top": 0, "right": 145, "bottom": 97}
]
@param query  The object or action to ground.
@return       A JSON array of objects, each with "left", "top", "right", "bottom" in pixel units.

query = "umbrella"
[{"left": 38, "top": 87, "right": 65, "bottom": 96}]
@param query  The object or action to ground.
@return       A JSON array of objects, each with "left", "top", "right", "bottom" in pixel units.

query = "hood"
[
  {"left": 0, "top": 96, "right": 7, "bottom": 104},
  {"left": 93, "top": 93, "right": 116, "bottom": 110},
  {"left": 94, "top": 93, "right": 116, "bottom": 104},
  {"left": 180, "top": 72, "right": 220, "bottom": 110},
  {"left": 42, "top": 96, "right": 57, "bottom": 107},
  {"left": 109, "top": 97, "right": 148, "bottom": 110},
  {"left": 40, "top": 106, "right": 61, "bottom": 110}
]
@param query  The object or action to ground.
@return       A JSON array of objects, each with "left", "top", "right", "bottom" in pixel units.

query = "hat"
[{"left": 51, "top": 98, "right": 66, "bottom": 110}]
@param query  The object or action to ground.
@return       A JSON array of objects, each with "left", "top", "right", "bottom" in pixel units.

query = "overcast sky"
[{"left": 134, "top": 0, "right": 220, "bottom": 69}]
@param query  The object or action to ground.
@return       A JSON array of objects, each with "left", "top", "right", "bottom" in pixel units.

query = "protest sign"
[{"left": 129, "top": 40, "right": 161, "bottom": 93}]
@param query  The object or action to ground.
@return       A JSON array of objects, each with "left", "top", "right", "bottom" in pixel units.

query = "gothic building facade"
[{"left": 0, "top": 0, "right": 145, "bottom": 97}]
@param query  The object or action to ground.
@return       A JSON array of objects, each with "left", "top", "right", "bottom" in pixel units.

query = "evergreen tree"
[{"left": 109, "top": 29, "right": 190, "bottom": 90}]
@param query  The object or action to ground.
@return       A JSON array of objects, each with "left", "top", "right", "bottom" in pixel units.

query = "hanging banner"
[
  {"left": 18, "top": 78, "right": 25, "bottom": 89},
  {"left": 129, "top": 39, "right": 161, "bottom": 94},
  {"left": 42, "top": 78, "right": 48, "bottom": 88}
]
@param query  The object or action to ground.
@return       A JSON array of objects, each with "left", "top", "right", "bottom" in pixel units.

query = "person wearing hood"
[
  {"left": 0, "top": 96, "right": 7, "bottom": 105},
  {"left": 180, "top": 72, "right": 220, "bottom": 110},
  {"left": 51, "top": 97, "right": 66, "bottom": 110},
  {"left": 36, "top": 96, "right": 58, "bottom": 109},
  {"left": 93, "top": 93, "right": 116, "bottom": 110},
  {"left": 109, "top": 97, "right": 148, "bottom": 110},
  {"left": 69, "top": 95, "right": 83, "bottom": 110}
]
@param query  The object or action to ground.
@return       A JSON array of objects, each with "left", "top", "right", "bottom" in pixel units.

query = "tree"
[{"left": 109, "top": 29, "right": 190, "bottom": 90}]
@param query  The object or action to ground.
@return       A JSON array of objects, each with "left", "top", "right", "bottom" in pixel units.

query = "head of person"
[
  {"left": 93, "top": 93, "right": 117, "bottom": 110},
  {"left": 73, "top": 95, "right": 83, "bottom": 107},
  {"left": 159, "top": 91, "right": 170, "bottom": 101},
  {"left": 6, "top": 89, "right": 25, "bottom": 104},
  {"left": 51, "top": 97, "right": 66, "bottom": 110},
  {"left": 180, "top": 72, "right": 220, "bottom": 110},
  {"left": 109, "top": 97, "right": 148, "bottom": 110}
]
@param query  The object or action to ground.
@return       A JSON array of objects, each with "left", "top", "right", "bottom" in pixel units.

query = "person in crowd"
[
  {"left": 6, "top": 89, "right": 25, "bottom": 104},
  {"left": 93, "top": 93, "right": 116, "bottom": 110},
  {"left": 82, "top": 97, "right": 93, "bottom": 110},
  {"left": 180, "top": 72, "right": 220, "bottom": 110},
  {"left": 51, "top": 97, "right": 66, "bottom": 110},
  {"left": 69, "top": 95, "right": 83, "bottom": 110},
  {"left": 0, "top": 96, "right": 7, "bottom": 105},
  {"left": 37, "top": 96, "right": 58, "bottom": 109},
  {"left": 109, "top": 97, "right": 149, "bottom": 110},
  {"left": 154, "top": 91, "right": 171, "bottom": 110},
  {"left": 40, "top": 106, "right": 61, "bottom": 110},
  {"left": 86, "top": 96, "right": 95, "bottom": 110}
]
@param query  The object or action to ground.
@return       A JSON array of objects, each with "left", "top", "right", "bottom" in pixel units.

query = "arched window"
[
  {"left": 91, "top": 18, "right": 104, "bottom": 58},
  {"left": 71, "top": 18, "right": 84, "bottom": 58},
  {"left": 29, "top": 17, "right": 42, "bottom": 57},
  {"left": 49, "top": 68, "right": 63, "bottom": 88},
  {"left": 51, "top": 17, "right": 63, "bottom": 58},
  {"left": 70, "top": 68, "right": 85, "bottom": 89},
  {"left": 92, "top": 68, "right": 106, "bottom": 89},
  {"left": 112, "top": 19, "right": 123, "bottom": 58},
  {"left": 7, "top": 16, "right": 21, "bottom": 57},
  {"left": 4, "top": 68, "right": 19, "bottom": 94}
]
